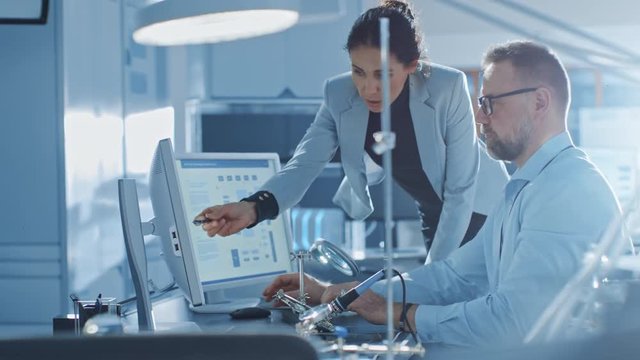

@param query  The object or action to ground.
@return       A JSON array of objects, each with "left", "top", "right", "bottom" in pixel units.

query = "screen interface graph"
[{"left": 176, "top": 158, "right": 291, "bottom": 288}]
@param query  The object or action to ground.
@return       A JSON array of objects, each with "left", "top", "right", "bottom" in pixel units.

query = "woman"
[{"left": 195, "top": 0, "right": 508, "bottom": 262}]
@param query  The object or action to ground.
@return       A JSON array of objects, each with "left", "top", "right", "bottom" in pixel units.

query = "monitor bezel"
[{"left": 156, "top": 139, "right": 205, "bottom": 306}]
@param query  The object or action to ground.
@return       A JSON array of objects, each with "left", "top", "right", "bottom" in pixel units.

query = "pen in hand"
[{"left": 192, "top": 217, "right": 212, "bottom": 226}]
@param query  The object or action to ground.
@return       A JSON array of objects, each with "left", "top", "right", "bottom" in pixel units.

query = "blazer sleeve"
[
  {"left": 261, "top": 81, "right": 339, "bottom": 213},
  {"left": 427, "top": 72, "right": 480, "bottom": 262}
]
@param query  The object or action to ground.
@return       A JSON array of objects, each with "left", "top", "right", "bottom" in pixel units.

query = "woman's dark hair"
[{"left": 346, "top": 0, "right": 423, "bottom": 66}]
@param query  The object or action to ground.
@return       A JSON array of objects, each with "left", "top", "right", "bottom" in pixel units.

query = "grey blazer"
[{"left": 263, "top": 63, "right": 508, "bottom": 261}]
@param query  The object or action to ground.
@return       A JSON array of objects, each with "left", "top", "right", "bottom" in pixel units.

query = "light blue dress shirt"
[{"left": 371, "top": 132, "right": 624, "bottom": 347}]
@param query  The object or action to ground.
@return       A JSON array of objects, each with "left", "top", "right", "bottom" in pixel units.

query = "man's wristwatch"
[{"left": 397, "top": 303, "right": 414, "bottom": 332}]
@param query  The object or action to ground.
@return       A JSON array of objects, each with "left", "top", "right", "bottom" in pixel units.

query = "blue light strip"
[
  {"left": 181, "top": 159, "right": 270, "bottom": 168},
  {"left": 269, "top": 231, "right": 278, "bottom": 263},
  {"left": 201, "top": 270, "right": 287, "bottom": 286}
]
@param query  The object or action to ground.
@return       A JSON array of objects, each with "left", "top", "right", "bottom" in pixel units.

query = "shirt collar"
[{"left": 510, "top": 132, "right": 574, "bottom": 182}]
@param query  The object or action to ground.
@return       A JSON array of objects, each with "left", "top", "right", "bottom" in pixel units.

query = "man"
[{"left": 263, "top": 40, "right": 625, "bottom": 347}]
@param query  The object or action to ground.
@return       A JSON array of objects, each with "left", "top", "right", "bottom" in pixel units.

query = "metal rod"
[
  {"left": 379, "top": 17, "right": 395, "bottom": 360},
  {"left": 297, "top": 251, "right": 306, "bottom": 304}
]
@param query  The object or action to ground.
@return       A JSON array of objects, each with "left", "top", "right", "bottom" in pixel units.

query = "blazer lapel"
[
  {"left": 339, "top": 96, "right": 368, "bottom": 176},
  {"left": 408, "top": 70, "right": 443, "bottom": 196},
  {"left": 337, "top": 96, "right": 370, "bottom": 213}
]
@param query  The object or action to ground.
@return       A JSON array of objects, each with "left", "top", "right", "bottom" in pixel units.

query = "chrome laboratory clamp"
[
  {"left": 298, "top": 269, "right": 426, "bottom": 358},
  {"left": 273, "top": 289, "right": 335, "bottom": 333},
  {"left": 274, "top": 238, "right": 360, "bottom": 332},
  {"left": 287, "top": 239, "right": 360, "bottom": 305},
  {"left": 318, "top": 326, "right": 425, "bottom": 359},
  {"left": 290, "top": 250, "right": 312, "bottom": 304},
  {"left": 322, "top": 336, "right": 425, "bottom": 359}
]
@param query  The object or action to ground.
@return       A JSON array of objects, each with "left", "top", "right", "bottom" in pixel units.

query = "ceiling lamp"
[{"left": 133, "top": 0, "right": 300, "bottom": 46}]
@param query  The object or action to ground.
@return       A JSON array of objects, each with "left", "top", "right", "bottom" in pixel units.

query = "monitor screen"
[
  {"left": 148, "top": 139, "right": 293, "bottom": 312},
  {"left": 175, "top": 156, "right": 293, "bottom": 292}
]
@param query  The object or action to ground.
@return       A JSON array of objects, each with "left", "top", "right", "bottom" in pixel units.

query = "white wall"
[
  {"left": 63, "top": 0, "right": 172, "bottom": 304},
  {"left": 411, "top": 0, "right": 640, "bottom": 70},
  {"left": 0, "top": 1, "right": 66, "bottom": 336},
  {"left": 193, "top": 0, "right": 640, "bottom": 110},
  {"left": 203, "top": 1, "right": 359, "bottom": 99},
  {"left": 63, "top": 0, "right": 127, "bottom": 303},
  {"left": 0, "top": 0, "right": 173, "bottom": 337}
]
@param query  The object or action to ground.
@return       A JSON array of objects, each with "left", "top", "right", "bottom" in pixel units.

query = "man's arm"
[
  {"left": 412, "top": 229, "right": 596, "bottom": 346},
  {"left": 369, "top": 226, "right": 490, "bottom": 306}
]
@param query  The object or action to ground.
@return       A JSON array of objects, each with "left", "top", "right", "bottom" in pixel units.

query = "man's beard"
[{"left": 484, "top": 119, "right": 532, "bottom": 162}]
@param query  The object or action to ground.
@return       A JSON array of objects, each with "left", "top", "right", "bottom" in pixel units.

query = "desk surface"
[
  {"left": 120, "top": 287, "right": 498, "bottom": 360},
  {"left": 124, "top": 288, "right": 387, "bottom": 338}
]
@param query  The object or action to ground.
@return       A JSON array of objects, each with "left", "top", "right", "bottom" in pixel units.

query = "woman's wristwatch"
[{"left": 240, "top": 190, "right": 279, "bottom": 228}]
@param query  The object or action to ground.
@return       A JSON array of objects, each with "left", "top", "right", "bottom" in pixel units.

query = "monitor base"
[
  {"left": 124, "top": 321, "right": 201, "bottom": 334},
  {"left": 155, "top": 321, "right": 201, "bottom": 333},
  {"left": 189, "top": 297, "right": 261, "bottom": 314}
]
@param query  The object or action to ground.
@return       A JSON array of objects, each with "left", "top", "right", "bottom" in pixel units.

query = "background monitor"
[
  {"left": 148, "top": 139, "right": 294, "bottom": 313},
  {"left": 194, "top": 99, "right": 340, "bottom": 163},
  {"left": 581, "top": 147, "right": 637, "bottom": 210}
]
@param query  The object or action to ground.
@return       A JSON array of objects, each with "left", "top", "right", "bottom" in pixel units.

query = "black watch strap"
[
  {"left": 240, "top": 191, "right": 279, "bottom": 228},
  {"left": 398, "top": 303, "right": 414, "bottom": 332}
]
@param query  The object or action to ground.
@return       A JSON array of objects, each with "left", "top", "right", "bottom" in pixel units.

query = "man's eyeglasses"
[{"left": 478, "top": 87, "right": 538, "bottom": 116}]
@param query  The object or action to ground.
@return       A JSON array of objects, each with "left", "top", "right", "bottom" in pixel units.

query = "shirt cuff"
[
  {"left": 414, "top": 304, "right": 440, "bottom": 343},
  {"left": 241, "top": 191, "right": 279, "bottom": 228}
]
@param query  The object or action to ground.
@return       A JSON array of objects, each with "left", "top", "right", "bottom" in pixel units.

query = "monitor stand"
[
  {"left": 189, "top": 289, "right": 261, "bottom": 313},
  {"left": 118, "top": 179, "right": 156, "bottom": 332},
  {"left": 118, "top": 179, "right": 200, "bottom": 333}
]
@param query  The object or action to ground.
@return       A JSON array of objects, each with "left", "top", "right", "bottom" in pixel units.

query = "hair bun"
[{"left": 382, "top": 0, "right": 414, "bottom": 20}]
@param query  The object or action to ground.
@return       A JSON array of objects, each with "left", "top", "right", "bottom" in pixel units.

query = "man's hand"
[
  {"left": 193, "top": 201, "right": 257, "bottom": 237},
  {"left": 262, "top": 273, "right": 327, "bottom": 306}
]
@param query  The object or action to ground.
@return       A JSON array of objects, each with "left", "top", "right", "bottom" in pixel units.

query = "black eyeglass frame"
[{"left": 478, "top": 87, "right": 538, "bottom": 116}]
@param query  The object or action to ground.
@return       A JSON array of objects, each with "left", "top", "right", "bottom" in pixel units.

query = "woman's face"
[{"left": 350, "top": 45, "right": 418, "bottom": 113}]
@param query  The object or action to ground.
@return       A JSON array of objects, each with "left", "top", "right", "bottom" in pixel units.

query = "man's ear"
[{"left": 534, "top": 87, "right": 552, "bottom": 118}]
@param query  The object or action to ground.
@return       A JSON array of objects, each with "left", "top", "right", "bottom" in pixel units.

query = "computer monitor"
[{"left": 148, "top": 138, "right": 293, "bottom": 313}]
